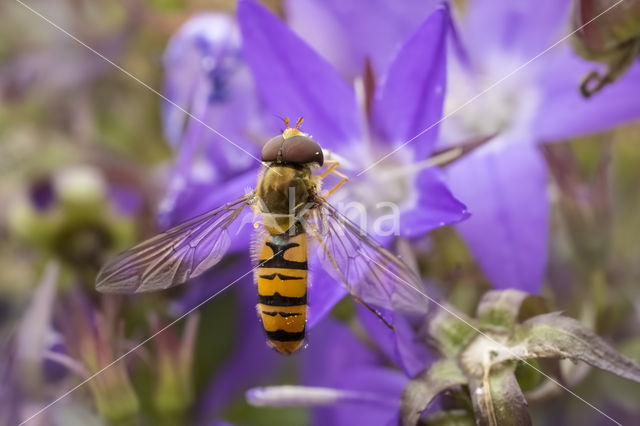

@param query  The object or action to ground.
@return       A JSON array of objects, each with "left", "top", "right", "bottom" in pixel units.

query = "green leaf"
[
  {"left": 427, "top": 307, "right": 477, "bottom": 357},
  {"left": 400, "top": 359, "right": 468, "bottom": 426},
  {"left": 475, "top": 290, "right": 548, "bottom": 330},
  {"left": 422, "top": 409, "right": 475, "bottom": 426},
  {"left": 516, "top": 313, "right": 640, "bottom": 382},
  {"left": 467, "top": 364, "right": 531, "bottom": 426}
]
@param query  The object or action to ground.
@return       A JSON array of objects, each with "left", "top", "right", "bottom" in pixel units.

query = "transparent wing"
[
  {"left": 96, "top": 193, "right": 254, "bottom": 293},
  {"left": 306, "top": 199, "right": 429, "bottom": 316}
]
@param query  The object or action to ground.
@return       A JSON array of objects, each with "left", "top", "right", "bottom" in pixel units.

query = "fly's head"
[{"left": 261, "top": 117, "right": 324, "bottom": 167}]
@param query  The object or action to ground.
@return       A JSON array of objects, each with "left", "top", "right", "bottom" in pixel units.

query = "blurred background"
[{"left": 2, "top": 0, "right": 640, "bottom": 425}]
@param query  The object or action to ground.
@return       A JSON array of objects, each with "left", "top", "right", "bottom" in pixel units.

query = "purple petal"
[
  {"left": 285, "top": 0, "right": 439, "bottom": 79},
  {"left": 159, "top": 169, "right": 257, "bottom": 255},
  {"left": 15, "top": 262, "right": 59, "bottom": 379},
  {"left": 400, "top": 168, "right": 469, "bottom": 238},
  {"left": 372, "top": 5, "right": 448, "bottom": 160},
  {"left": 238, "top": 0, "right": 362, "bottom": 153},
  {"left": 465, "top": 0, "right": 571, "bottom": 59},
  {"left": 357, "top": 304, "right": 432, "bottom": 377},
  {"left": 163, "top": 13, "right": 261, "bottom": 181},
  {"left": 196, "top": 280, "right": 281, "bottom": 421},
  {"left": 29, "top": 178, "right": 55, "bottom": 212},
  {"left": 534, "top": 49, "right": 640, "bottom": 142},
  {"left": 302, "top": 317, "right": 399, "bottom": 425},
  {"left": 307, "top": 257, "right": 348, "bottom": 328},
  {"left": 108, "top": 185, "right": 142, "bottom": 217},
  {"left": 446, "top": 141, "right": 549, "bottom": 292},
  {"left": 172, "top": 256, "right": 253, "bottom": 317},
  {"left": 329, "top": 367, "right": 405, "bottom": 426}
]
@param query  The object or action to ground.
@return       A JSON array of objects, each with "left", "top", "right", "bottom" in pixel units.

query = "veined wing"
[
  {"left": 96, "top": 193, "right": 254, "bottom": 293},
  {"left": 306, "top": 198, "right": 429, "bottom": 316}
]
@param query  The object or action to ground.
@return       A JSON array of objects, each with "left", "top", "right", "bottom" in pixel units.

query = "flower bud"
[
  {"left": 152, "top": 315, "right": 199, "bottom": 425},
  {"left": 53, "top": 166, "right": 107, "bottom": 208},
  {"left": 8, "top": 166, "right": 137, "bottom": 275},
  {"left": 572, "top": 0, "right": 640, "bottom": 96},
  {"left": 63, "top": 296, "right": 140, "bottom": 425}
]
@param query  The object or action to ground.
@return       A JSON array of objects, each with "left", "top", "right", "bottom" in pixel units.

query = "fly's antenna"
[{"left": 282, "top": 116, "right": 305, "bottom": 139}]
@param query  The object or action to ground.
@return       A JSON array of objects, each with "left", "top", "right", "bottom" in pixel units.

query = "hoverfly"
[{"left": 96, "top": 118, "right": 425, "bottom": 354}]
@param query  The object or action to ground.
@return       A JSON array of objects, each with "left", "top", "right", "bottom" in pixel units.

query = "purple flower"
[
  {"left": 160, "top": 4, "right": 467, "bottom": 420},
  {"left": 160, "top": 13, "right": 262, "bottom": 232},
  {"left": 438, "top": 0, "right": 640, "bottom": 292},
  {"left": 247, "top": 315, "right": 407, "bottom": 426},
  {"left": 283, "top": 0, "right": 640, "bottom": 294},
  {"left": 164, "top": 2, "right": 468, "bottom": 327},
  {"left": 193, "top": 269, "right": 283, "bottom": 423},
  {"left": 284, "top": 0, "right": 441, "bottom": 80},
  {"left": 237, "top": 0, "right": 468, "bottom": 323}
]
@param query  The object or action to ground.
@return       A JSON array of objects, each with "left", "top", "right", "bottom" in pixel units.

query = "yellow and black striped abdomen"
[{"left": 257, "top": 231, "right": 307, "bottom": 355}]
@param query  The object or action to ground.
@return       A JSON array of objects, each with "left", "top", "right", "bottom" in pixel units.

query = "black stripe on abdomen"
[
  {"left": 259, "top": 273, "right": 304, "bottom": 280},
  {"left": 261, "top": 311, "right": 302, "bottom": 318},
  {"left": 259, "top": 292, "right": 307, "bottom": 306},
  {"left": 266, "top": 329, "right": 306, "bottom": 341},
  {"left": 260, "top": 240, "right": 308, "bottom": 270}
]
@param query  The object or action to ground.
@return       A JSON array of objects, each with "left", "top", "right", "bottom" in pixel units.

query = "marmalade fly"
[{"left": 96, "top": 117, "right": 424, "bottom": 354}]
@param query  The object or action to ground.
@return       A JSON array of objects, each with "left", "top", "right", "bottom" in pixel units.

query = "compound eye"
[
  {"left": 261, "top": 135, "right": 285, "bottom": 162},
  {"left": 281, "top": 136, "right": 324, "bottom": 166}
]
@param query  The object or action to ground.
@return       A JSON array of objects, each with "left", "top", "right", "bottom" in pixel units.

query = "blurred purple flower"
[
  {"left": 438, "top": 0, "right": 640, "bottom": 292},
  {"left": 160, "top": 13, "right": 263, "bottom": 231},
  {"left": 247, "top": 314, "right": 408, "bottom": 426}
]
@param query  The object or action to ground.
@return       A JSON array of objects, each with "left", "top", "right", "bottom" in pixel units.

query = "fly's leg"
[
  {"left": 319, "top": 160, "right": 339, "bottom": 179},
  {"left": 319, "top": 160, "right": 348, "bottom": 199}
]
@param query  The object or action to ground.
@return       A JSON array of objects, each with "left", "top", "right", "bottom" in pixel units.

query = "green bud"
[
  {"left": 53, "top": 166, "right": 107, "bottom": 209},
  {"left": 9, "top": 166, "right": 137, "bottom": 274},
  {"left": 66, "top": 300, "right": 140, "bottom": 426},
  {"left": 152, "top": 315, "right": 199, "bottom": 425},
  {"left": 572, "top": 0, "right": 640, "bottom": 96},
  {"left": 88, "top": 371, "right": 140, "bottom": 426},
  {"left": 401, "top": 290, "right": 640, "bottom": 425}
]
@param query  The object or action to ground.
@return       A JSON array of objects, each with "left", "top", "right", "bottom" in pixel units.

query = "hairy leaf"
[
  {"left": 515, "top": 313, "right": 640, "bottom": 382},
  {"left": 400, "top": 359, "right": 467, "bottom": 426},
  {"left": 468, "top": 364, "right": 531, "bottom": 426},
  {"left": 421, "top": 409, "right": 475, "bottom": 426},
  {"left": 476, "top": 289, "right": 548, "bottom": 329},
  {"left": 427, "top": 307, "right": 477, "bottom": 358}
]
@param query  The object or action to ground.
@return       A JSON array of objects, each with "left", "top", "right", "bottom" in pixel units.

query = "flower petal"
[
  {"left": 372, "top": 5, "right": 448, "bottom": 160},
  {"left": 400, "top": 168, "right": 469, "bottom": 238},
  {"left": 196, "top": 280, "right": 281, "bottom": 421},
  {"left": 163, "top": 13, "right": 261, "bottom": 183},
  {"left": 330, "top": 367, "right": 406, "bottom": 426},
  {"left": 302, "top": 317, "right": 402, "bottom": 425},
  {"left": 357, "top": 304, "right": 433, "bottom": 377},
  {"left": 534, "top": 49, "right": 640, "bottom": 141},
  {"left": 238, "top": 0, "right": 362, "bottom": 153},
  {"left": 285, "top": 0, "right": 439, "bottom": 79},
  {"left": 159, "top": 169, "right": 257, "bottom": 255},
  {"left": 307, "top": 257, "right": 348, "bottom": 328},
  {"left": 465, "top": 0, "right": 572, "bottom": 59},
  {"left": 447, "top": 140, "right": 549, "bottom": 292}
]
